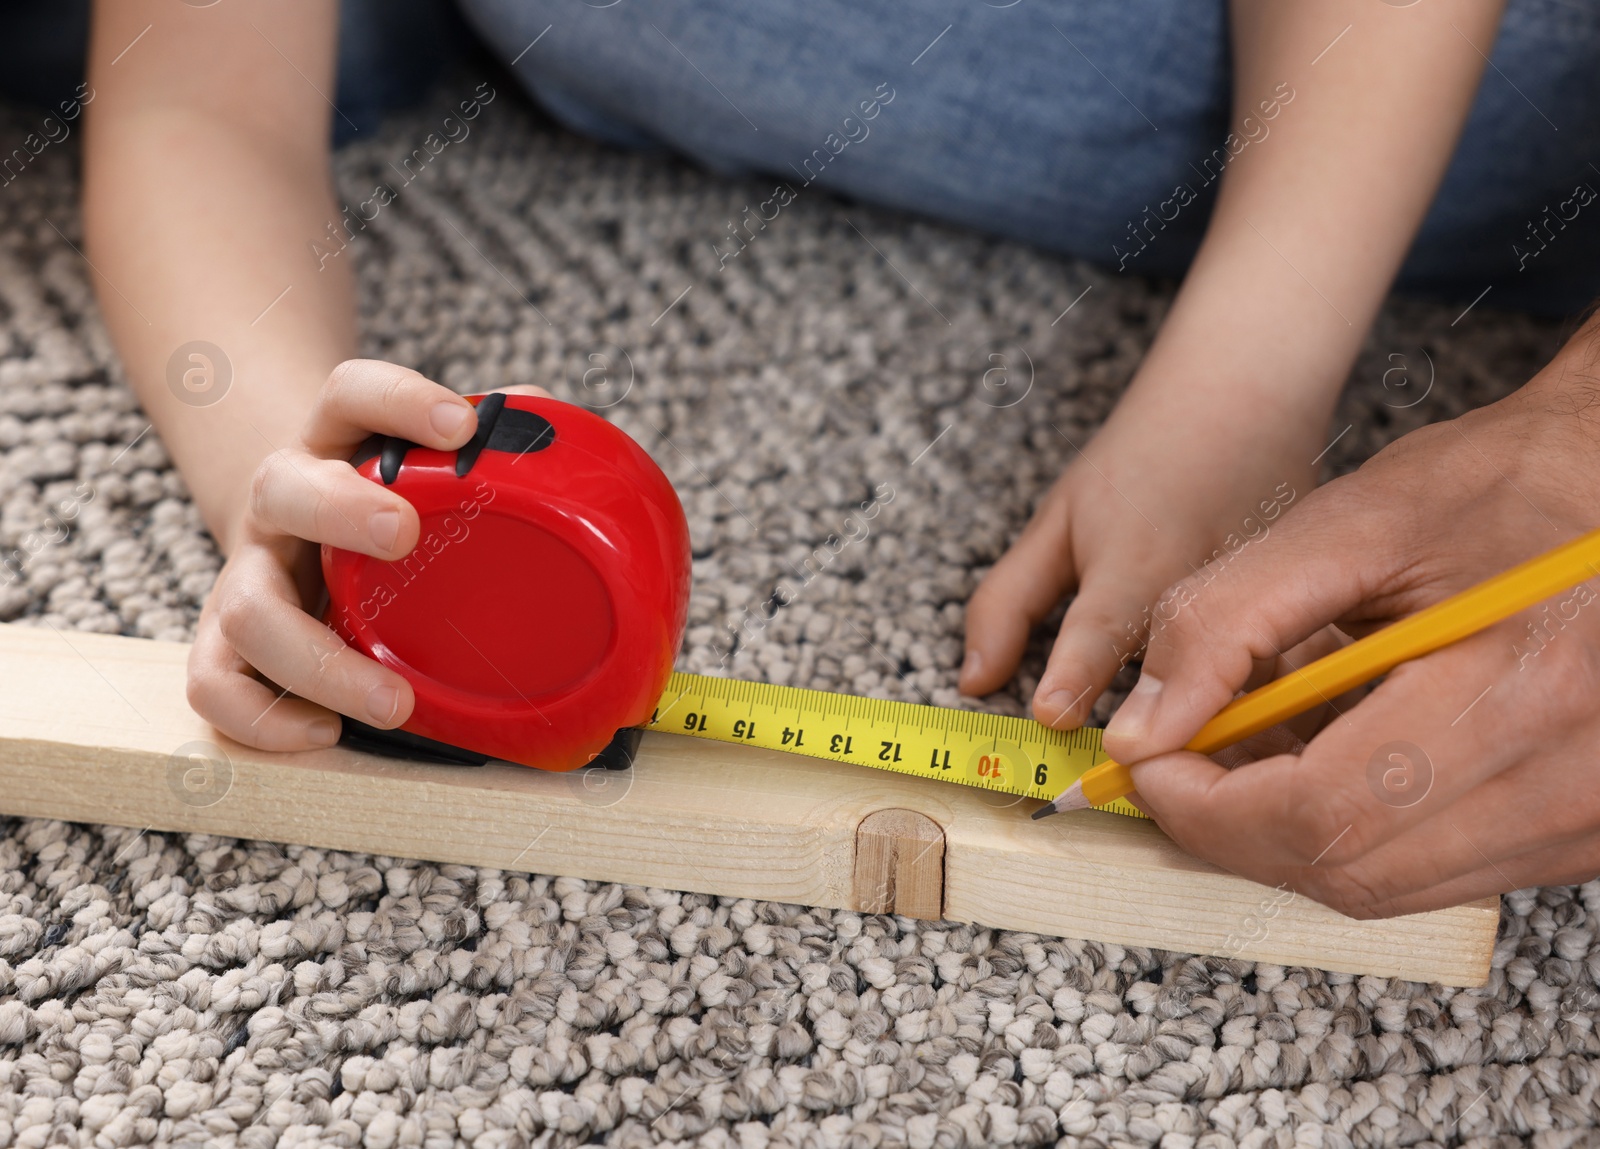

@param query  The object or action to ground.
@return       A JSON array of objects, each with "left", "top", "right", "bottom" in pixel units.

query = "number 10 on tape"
[{"left": 644, "top": 673, "right": 1147, "bottom": 819}]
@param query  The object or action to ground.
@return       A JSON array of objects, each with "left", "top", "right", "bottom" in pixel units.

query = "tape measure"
[
  {"left": 324, "top": 393, "right": 1141, "bottom": 819},
  {"left": 644, "top": 672, "right": 1146, "bottom": 819}
]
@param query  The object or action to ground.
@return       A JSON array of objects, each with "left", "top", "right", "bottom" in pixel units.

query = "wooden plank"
[{"left": 0, "top": 624, "right": 1498, "bottom": 986}]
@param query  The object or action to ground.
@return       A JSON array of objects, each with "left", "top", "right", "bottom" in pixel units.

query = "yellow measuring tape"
[{"left": 643, "top": 672, "right": 1146, "bottom": 819}]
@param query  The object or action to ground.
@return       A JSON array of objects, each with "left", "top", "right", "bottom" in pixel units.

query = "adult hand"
[
  {"left": 1102, "top": 340, "right": 1600, "bottom": 917},
  {"left": 188, "top": 360, "right": 549, "bottom": 750}
]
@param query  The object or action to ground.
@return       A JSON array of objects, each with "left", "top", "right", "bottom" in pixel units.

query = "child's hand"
[
  {"left": 187, "top": 360, "right": 549, "bottom": 750},
  {"left": 959, "top": 374, "right": 1319, "bottom": 729},
  {"left": 954, "top": 0, "right": 1504, "bottom": 731}
]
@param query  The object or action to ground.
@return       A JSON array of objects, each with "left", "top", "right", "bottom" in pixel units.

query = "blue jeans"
[
  {"left": 0, "top": 0, "right": 463, "bottom": 147},
  {"left": 457, "top": 0, "right": 1600, "bottom": 316}
]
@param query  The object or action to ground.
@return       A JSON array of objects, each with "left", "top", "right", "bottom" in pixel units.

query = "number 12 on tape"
[{"left": 644, "top": 672, "right": 1147, "bottom": 819}]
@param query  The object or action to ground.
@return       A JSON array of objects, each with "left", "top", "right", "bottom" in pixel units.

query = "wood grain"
[
  {"left": 854, "top": 808, "right": 945, "bottom": 920},
  {"left": 0, "top": 624, "right": 1499, "bottom": 985}
]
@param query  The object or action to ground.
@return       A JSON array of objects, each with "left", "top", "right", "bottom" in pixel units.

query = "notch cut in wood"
[
  {"left": 853, "top": 809, "right": 945, "bottom": 919},
  {"left": 0, "top": 625, "right": 1500, "bottom": 985}
]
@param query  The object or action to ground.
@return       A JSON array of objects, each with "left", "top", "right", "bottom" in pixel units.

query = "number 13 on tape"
[{"left": 644, "top": 672, "right": 1147, "bottom": 819}]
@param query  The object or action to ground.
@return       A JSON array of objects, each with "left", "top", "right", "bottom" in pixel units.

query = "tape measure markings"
[{"left": 643, "top": 672, "right": 1146, "bottom": 819}]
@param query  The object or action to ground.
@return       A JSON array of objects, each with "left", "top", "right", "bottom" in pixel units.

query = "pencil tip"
[{"left": 1035, "top": 780, "right": 1090, "bottom": 818}]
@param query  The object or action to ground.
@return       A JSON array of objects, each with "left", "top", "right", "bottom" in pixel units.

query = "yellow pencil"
[{"left": 1034, "top": 524, "right": 1600, "bottom": 818}]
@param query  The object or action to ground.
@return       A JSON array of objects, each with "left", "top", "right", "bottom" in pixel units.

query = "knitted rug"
[{"left": 0, "top": 81, "right": 1596, "bottom": 1149}]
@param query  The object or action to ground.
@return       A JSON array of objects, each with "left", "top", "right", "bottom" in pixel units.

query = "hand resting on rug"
[{"left": 958, "top": 0, "right": 1505, "bottom": 729}]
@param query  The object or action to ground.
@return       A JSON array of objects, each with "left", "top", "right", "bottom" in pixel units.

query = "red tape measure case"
[{"left": 323, "top": 394, "right": 691, "bottom": 770}]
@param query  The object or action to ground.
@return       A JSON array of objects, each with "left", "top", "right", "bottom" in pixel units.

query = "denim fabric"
[
  {"left": 0, "top": 0, "right": 90, "bottom": 112},
  {"left": 0, "top": 0, "right": 463, "bottom": 146},
  {"left": 331, "top": 0, "right": 472, "bottom": 144},
  {"left": 457, "top": 0, "right": 1600, "bottom": 316}
]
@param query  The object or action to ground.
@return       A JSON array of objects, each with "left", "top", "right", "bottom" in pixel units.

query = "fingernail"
[
  {"left": 1040, "top": 689, "right": 1083, "bottom": 727},
  {"left": 369, "top": 509, "right": 400, "bottom": 552},
  {"left": 308, "top": 718, "right": 341, "bottom": 747},
  {"left": 1106, "top": 673, "right": 1163, "bottom": 743},
  {"left": 367, "top": 684, "right": 401, "bottom": 725},
  {"left": 960, "top": 649, "right": 984, "bottom": 684},
  {"left": 430, "top": 401, "right": 470, "bottom": 439}
]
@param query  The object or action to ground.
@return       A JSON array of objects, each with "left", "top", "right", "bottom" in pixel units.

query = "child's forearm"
[
  {"left": 83, "top": 0, "right": 354, "bottom": 554},
  {"left": 1119, "top": 0, "right": 1505, "bottom": 434}
]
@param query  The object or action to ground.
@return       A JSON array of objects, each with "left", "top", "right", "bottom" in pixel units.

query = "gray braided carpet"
[{"left": 2, "top": 82, "right": 1598, "bottom": 1148}]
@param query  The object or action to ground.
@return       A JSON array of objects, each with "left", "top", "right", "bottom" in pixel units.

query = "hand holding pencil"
[
  {"left": 1036, "top": 522, "right": 1600, "bottom": 818},
  {"left": 1036, "top": 392, "right": 1600, "bottom": 920}
]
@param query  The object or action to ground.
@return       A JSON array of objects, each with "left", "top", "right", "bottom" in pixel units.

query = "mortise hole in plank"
[{"left": 853, "top": 808, "right": 946, "bottom": 920}]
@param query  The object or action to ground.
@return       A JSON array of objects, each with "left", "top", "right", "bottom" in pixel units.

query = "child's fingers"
[
  {"left": 211, "top": 547, "right": 415, "bottom": 731},
  {"left": 250, "top": 450, "right": 420, "bottom": 559},
  {"left": 960, "top": 508, "right": 1075, "bottom": 697},
  {"left": 1031, "top": 573, "right": 1155, "bottom": 728},
  {"left": 302, "top": 359, "right": 479, "bottom": 458},
  {"left": 188, "top": 611, "right": 345, "bottom": 751}
]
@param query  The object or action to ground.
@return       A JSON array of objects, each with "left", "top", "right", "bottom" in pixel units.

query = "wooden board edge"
[{"left": 0, "top": 624, "right": 1502, "bottom": 986}]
